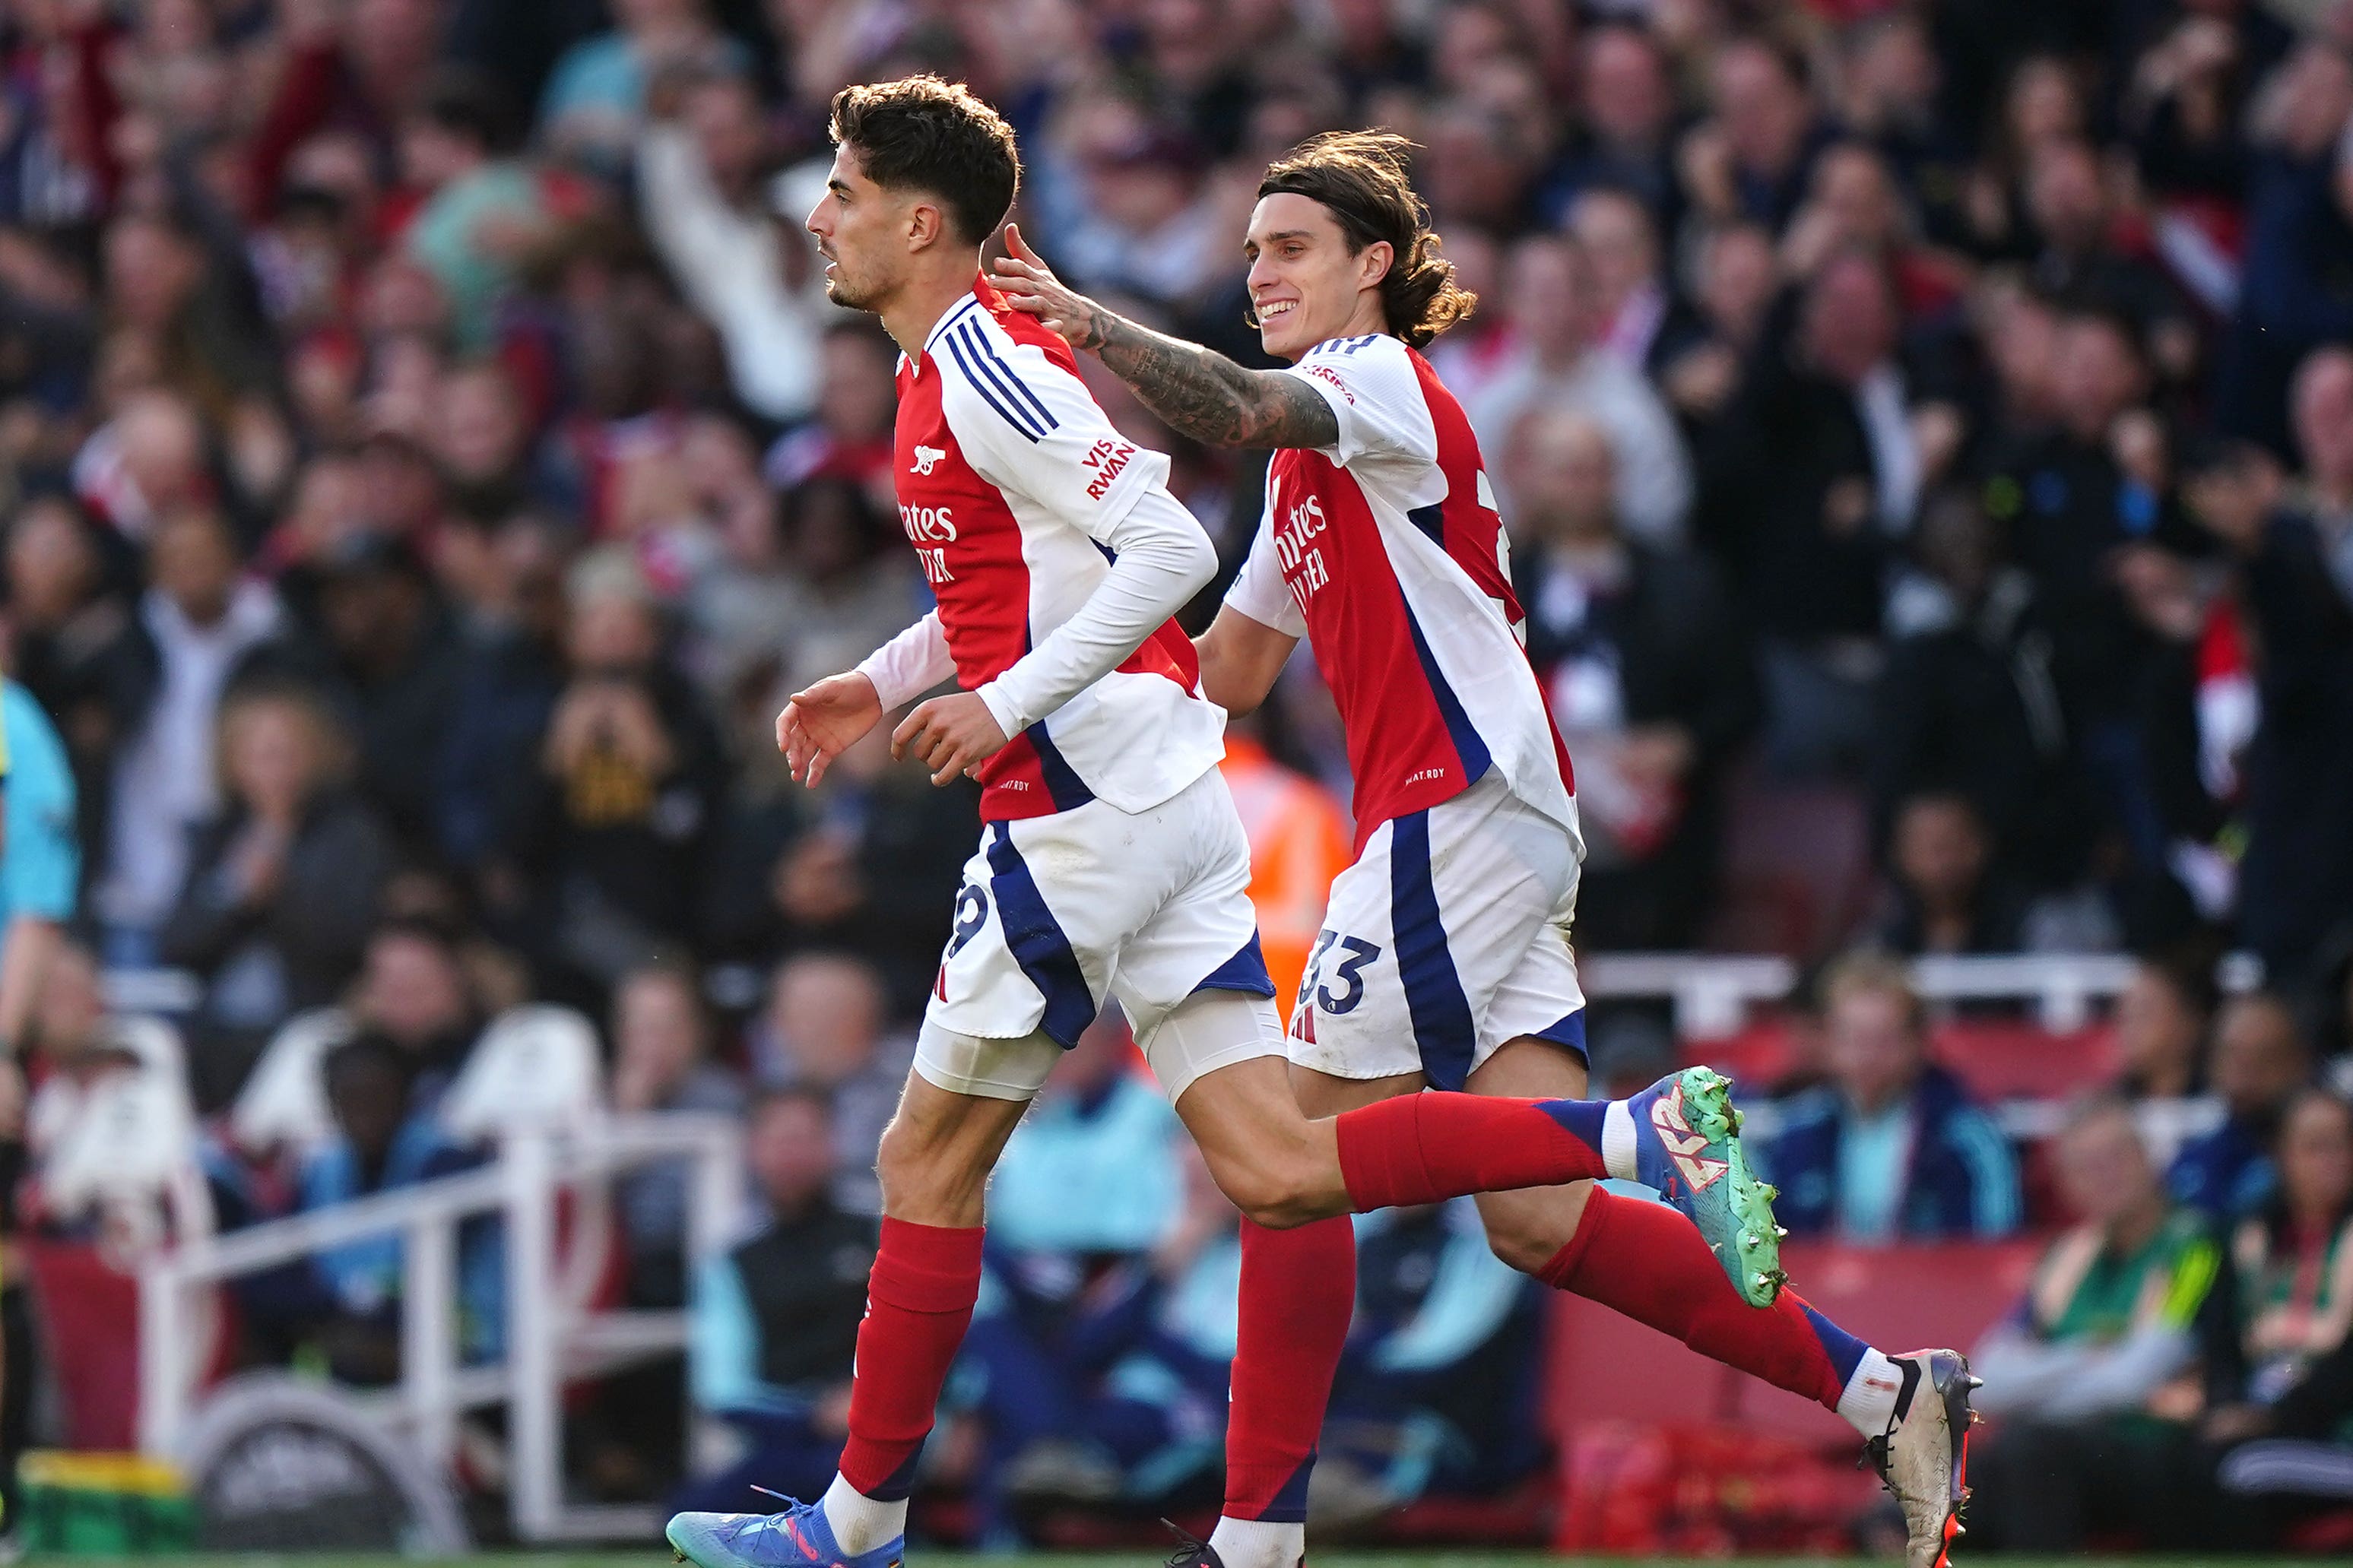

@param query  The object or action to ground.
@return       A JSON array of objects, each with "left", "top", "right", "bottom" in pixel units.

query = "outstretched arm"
[{"left": 994, "top": 226, "right": 1337, "bottom": 451}]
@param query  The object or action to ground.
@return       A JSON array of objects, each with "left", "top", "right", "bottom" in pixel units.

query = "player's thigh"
[
  {"left": 1167, "top": 1035, "right": 1346, "bottom": 1228},
  {"left": 930, "top": 798, "right": 1186, "bottom": 1055},
  {"left": 1115, "top": 769, "right": 1289, "bottom": 1103},
  {"left": 880, "top": 1053, "right": 1043, "bottom": 1225},
  {"left": 1289, "top": 1061, "right": 1423, "bottom": 1117},
  {"left": 1289, "top": 777, "right": 1578, "bottom": 1091}
]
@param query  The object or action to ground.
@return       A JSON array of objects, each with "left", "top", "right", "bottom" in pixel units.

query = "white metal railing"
[
  {"left": 107, "top": 952, "right": 2268, "bottom": 1043},
  {"left": 1580, "top": 950, "right": 2263, "bottom": 1037},
  {"left": 139, "top": 1113, "right": 745, "bottom": 1543}
]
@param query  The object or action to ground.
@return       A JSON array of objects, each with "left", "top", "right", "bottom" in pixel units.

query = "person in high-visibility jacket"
[{"left": 1217, "top": 722, "right": 1351, "bottom": 1025}]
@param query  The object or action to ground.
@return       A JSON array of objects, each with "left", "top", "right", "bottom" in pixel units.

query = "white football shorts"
[
  {"left": 915, "top": 765, "right": 1283, "bottom": 1104},
  {"left": 1286, "top": 771, "right": 1587, "bottom": 1090}
]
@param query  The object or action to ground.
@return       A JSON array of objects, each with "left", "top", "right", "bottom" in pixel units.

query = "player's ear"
[
  {"left": 905, "top": 197, "right": 946, "bottom": 253},
  {"left": 1357, "top": 238, "right": 1394, "bottom": 291}
]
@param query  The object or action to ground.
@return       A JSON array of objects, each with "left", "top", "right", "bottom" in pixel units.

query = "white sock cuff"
[
  {"left": 1601, "top": 1099, "right": 1639, "bottom": 1182},
  {"left": 820, "top": 1473, "right": 907, "bottom": 1556},
  {"left": 1836, "top": 1348, "right": 1907, "bottom": 1437},
  {"left": 1209, "top": 1515, "right": 1305, "bottom": 1568}
]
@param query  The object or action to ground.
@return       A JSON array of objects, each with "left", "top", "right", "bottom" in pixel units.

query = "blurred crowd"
[{"left": 0, "top": 0, "right": 2350, "bottom": 1544}]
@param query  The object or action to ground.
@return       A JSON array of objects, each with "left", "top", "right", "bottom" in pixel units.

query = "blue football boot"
[{"left": 668, "top": 1491, "right": 902, "bottom": 1568}]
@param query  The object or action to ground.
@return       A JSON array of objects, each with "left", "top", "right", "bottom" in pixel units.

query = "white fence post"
[
  {"left": 136, "top": 1256, "right": 186, "bottom": 1459},
  {"left": 504, "top": 1129, "right": 561, "bottom": 1541},
  {"left": 401, "top": 1216, "right": 458, "bottom": 1468},
  {"left": 682, "top": 1116, "right": 744, "bottom": 1471}
]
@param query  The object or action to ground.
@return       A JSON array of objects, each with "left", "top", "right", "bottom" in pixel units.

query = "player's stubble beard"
[{"left": 818, "top": 244, "right": 880, "bottom": 313}]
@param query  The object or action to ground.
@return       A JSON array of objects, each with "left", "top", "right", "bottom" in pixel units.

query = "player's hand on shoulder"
[
  {"left": 992, "top": 223, "right": 1108, "bottom": 351},
  {"left": 892, "top": 690, "right": 1010, "bottom": 786},
  {"left": 777, "top": 671, "right": 884, "bottom": 788}
]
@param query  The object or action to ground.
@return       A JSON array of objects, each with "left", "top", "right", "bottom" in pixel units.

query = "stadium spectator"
[
  {"left": 1869, "top": 486, "right": 2091, "bottom": 889},
  {"left": 1697, "top": 248, "right": 1915, "bottom": 776},
  {"left": 1564, "top": 187, "right": 1699, "bottom": 380},
  {"left": 1470, "top": 235, "right": 1692, "bottom": 543},
  {"left": 519, "top": 550, "right": 725, "bottom": 994},
  {"left": 1219, "top": 718, "right": 1351, "bottom": 1021},
  {"left": 91, "top": 505, "right": 287, "bottom": 956},
  {"left": 748, "top": 952, "right": 907, "bottom": 1215},
  {"left": 2173, "top": 990, "right": 2314, "bottom": 1218},
  {"left": 2112, "top": 949, "right": 2221, "bottom": 1101},
  {"left": 293, "top": 1032, "right": 497, "bottom": 1383},
  {"left": 2231, "top": 346, "right": 2353, "bottom": 984},
  {"left": 636, "top": 65, "right": 826, "bottom": 425},
  {"left": 538, "top": 0, "right": 747, "bottom": 167},
  {"left": 2217, "top": 40, "right": 2353, "bottom": 451},
  {"left": 676, "top": 1086, "right": 874, "bottom": 1514},
  {"left": 435, "top": 513, "right": 570, "bottom": 890},
  {"left": 1966, "top": 1098, "right": 2227, "bottom": 1551},
  {"left": 1508, "top": 406, "right": 1755, "bottom": 949},
  {"left": 1762, "top": 952, "right": 2022, "bottom": 1240},
  {"left": 1541, "top": 24, "right": 1679, "bottom": 228},
  {"left": 610, "top": 959, "right": 740, "bottom": 1310},
  {"left": 399, "top": 68, "right": 557, "bottom": 353},
  {"left": 2198, "top": 1090, "right": 2353, "bottom": 1540},
  {"left": 1688, "top": 36, "right": 1830, "bottom": 231},
  {"left": 1655, "top": 219, "right": 1776, "bottom": 426},
  {"left": 761, "top": 322, "right": 900, "bottom": 512},
  {"left": 160, "top": 683, "right": 392, "bottom": 1095},
  {"left": 1871, "top": 791, "right": 2022, "bottom": 955},
  {"left": 347, "top": 917, "right": 484, "bottom": 1113}
]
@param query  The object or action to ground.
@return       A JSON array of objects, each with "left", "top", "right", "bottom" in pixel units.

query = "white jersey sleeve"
[
  {"left": 854, "top": 611, "right": 955, "bottom": 710},
  {"left": 937, "top": 318, "right": 1215, "bottom": 736},
  {"left": 940, "top": 322, "right": 1173, "bottom": 540},
  {"left": 1223, "top": 506, "right": 1308, "bottom": 638},
  {"left": 1279, "top": 333, "right": 1439, "bottom": 468}
]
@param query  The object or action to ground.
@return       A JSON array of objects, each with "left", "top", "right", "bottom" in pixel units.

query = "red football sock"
[
  {"left": 836, "top": 1217, "right": 986, "bottom": 1499},
  {"left": 1541, "top": 1187, "right": 1848, "bottom": 1410},
  {"left": 1333, "top": 1091, "right": 1609, "bottom": 1212},
  {"left": 1224, "top": 1215, "right": 1355, "bottom": 1522}
]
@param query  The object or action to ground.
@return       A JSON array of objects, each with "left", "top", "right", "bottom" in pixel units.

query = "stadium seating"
[{"left": 1689, "top": 1015, "right": 2120, "bottom": 1104}]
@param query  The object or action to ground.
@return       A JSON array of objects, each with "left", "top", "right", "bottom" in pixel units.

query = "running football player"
[
  {"left": 666, "top": 81, "right": 1787, "bottom": 1568},
  {"left": 997, "top": 131, "right": 1975, "bottom": 1568}
]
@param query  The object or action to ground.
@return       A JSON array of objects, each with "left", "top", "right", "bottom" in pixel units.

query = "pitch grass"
[{"left": 32, "top": 1555, "right": 2289, "bottom": 1568}]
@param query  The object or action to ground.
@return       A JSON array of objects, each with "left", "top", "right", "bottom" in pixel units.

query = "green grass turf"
[{"left": 29, "top": 1556, "right": 2289, "bottom": 1568}]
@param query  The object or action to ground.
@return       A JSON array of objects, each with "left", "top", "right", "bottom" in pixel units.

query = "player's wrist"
[
  {"left": 973, "top": 681, "right": 1028, "bottom": 738},
  {"left": 849, "top": 659, "right": 908, "bottom": 713}
]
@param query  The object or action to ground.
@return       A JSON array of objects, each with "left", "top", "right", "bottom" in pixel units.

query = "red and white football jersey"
[
  {"left": 1226, "top": 332, "right": 1579, "bottom": 852},
  {"left": 893, "top": 277, "right": 1224, "bottom": 820}
]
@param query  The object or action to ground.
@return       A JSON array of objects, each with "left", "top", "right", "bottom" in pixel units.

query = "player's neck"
[
  {"left": 882, "top": 258, "right": 986, "bottom": 364},
  {"left": 1297, "top": 296, "right": 1392, "bottom": 360}
]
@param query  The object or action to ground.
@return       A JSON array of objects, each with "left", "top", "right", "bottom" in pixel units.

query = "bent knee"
[
  {"left": 1209, "top": 1149, "right": 1332, "bottom": 1230},
  {"left": 1479, "top": 1181, "right": 1594, "bottom": 1276}
]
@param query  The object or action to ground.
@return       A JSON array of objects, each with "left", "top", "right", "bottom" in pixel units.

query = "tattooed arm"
[{"left": 992, "top": 225, "right": 1339, "bottom": 451}]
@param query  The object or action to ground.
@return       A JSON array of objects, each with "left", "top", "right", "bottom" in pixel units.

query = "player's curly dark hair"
[
  {"left": 829, "top": 74, "right": 1020, "bottom": 246},
  {"left": 1257, "top": 131, "right": 1476, "bottom": 348}
]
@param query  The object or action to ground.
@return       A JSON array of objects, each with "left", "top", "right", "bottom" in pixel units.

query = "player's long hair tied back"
[{"left": 1256, "top": 129, "right": 1477, "bottom": 349}]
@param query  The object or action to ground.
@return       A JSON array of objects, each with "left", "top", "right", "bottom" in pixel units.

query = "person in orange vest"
[{"left": 1218, "top": 714, "right": 1352, "bottom": 1024}]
